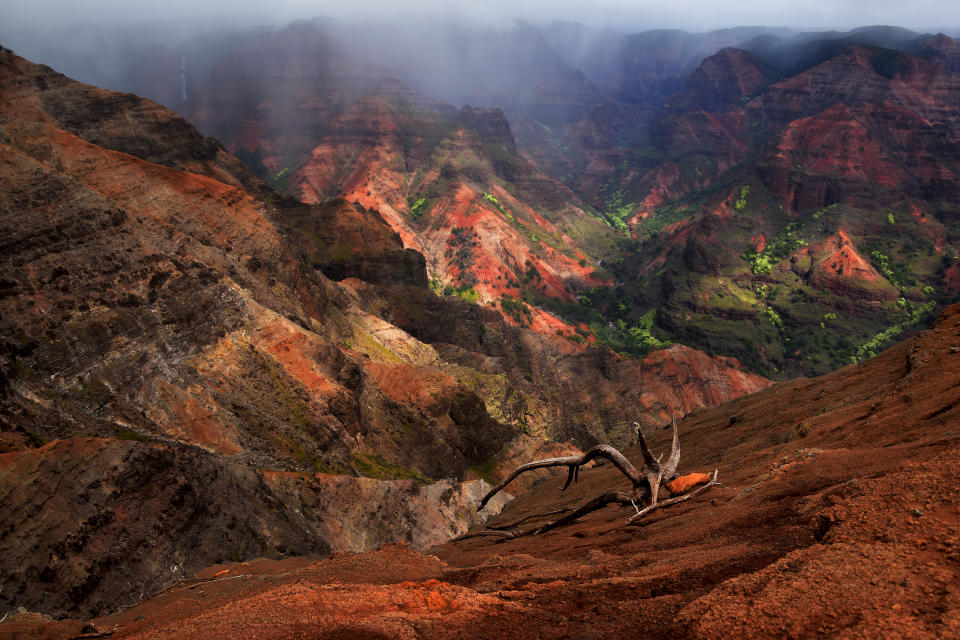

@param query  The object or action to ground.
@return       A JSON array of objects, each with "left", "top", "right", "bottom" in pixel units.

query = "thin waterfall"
[{"left": 180, "top": 56, "right": 187, "bottom": 102}]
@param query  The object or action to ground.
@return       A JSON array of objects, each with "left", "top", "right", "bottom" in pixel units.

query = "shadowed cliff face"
[
  {"left": 0, "top": 48, "right": 773, "bottom": 619},
  {"left": 0, "top": 437, "right": 512, "bottom": 618}
]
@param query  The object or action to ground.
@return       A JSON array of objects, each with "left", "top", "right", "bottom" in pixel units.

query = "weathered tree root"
[
  {"left": 484, "top": 507, "right": 574, "bottom": 530},
  {"left": 457, "top": 421, "right": 719, "bottom": 541}
]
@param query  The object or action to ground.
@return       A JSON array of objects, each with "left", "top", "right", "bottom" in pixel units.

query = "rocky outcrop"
[
  {"left": 669, "top": 48, "right": 770, "bottom": 114},
  {"left": 282, "top": 197, "right": 429, "bottom": 287},
  {"left": 919, "top": 33, "right": 960, "bottom": 74},
  {"left": 14, "top": 58, "right": 265, "bottom": 196},
  {"left": 0, "top": 438, "right": 326, "bottom": 619},
  {"left": 262, "top": 471, "right": 509, "bottom": 553},
  {"left": 457, "top": 106, "right": 518, "bottom": 154},
  {"left": 0, "top": 438, "right": 508, "bottom": 619},
  {"left": 799, "top": 230, "right": 899, "bottom": 301},
  {"left": 279, "top": 75, "right": 610, "bottom": 322}
]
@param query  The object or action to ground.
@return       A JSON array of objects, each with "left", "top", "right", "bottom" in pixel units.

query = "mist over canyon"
[{"left": 0, "top": 4, "right": 959, "bottom": 638}]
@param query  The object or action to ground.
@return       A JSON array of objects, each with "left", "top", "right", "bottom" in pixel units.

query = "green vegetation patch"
[
  {"left": 500, "top": 296, "right": 533, "bottom": 327},
  {"left": 869, "top": 249, "right": 916, "bottom": 289},
  {"left": 734, "top": 185, "right": 750, "bottom": 212},
  {"left": 850, "top": 300, "right": 936, "bottom": 363},
  {"left": 115, "top": 428, "right": 150, "bottom": 442},
  {"left": 407, "top": 195, "right": 430, "bottom": 220},
  {"left": 482, "top": 192, "right": 515, "bottom": 222},
  {"left": 599, "top": 185, "right": 635, "bottom": 234},
  {"left": 589, "top": 310, "right": 670, "bottom": 357},
  {"left": 635, "top": 204, "right": 694, "bottom": 238},
  {"left": 270, "top": 167, "right": 292, "bottom": 193},
  {"left": 352, "top": 452, "right": 431, "bottom": 485},
  {"left": 743, "top": 222, "right": 808, "bottom": 275},
  {"left": 812, "top": 203, "right": 837, "bottom": 221}
]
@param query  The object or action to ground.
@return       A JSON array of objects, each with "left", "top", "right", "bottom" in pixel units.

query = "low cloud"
[{"left": 2, "top": 0, "right": 955, "bottom": 32}]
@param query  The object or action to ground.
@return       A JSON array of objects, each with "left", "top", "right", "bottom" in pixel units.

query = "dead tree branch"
[
  {"left": 458, "top": 420, "right": 719, "bottom": 541},
  {"left": 626, "top": 468, "right": 721, "bottom": 523}
]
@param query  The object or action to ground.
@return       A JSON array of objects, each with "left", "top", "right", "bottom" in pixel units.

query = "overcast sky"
[{"left": 2, "top": 0, "right": 957, "bottom": 33}]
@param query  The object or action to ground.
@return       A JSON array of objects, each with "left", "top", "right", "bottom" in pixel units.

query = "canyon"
[{"left": 0, "top": 15, "right": 959, "bottom": 638}]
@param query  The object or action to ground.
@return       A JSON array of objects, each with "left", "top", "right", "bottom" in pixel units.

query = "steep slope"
[
  {"left": 20, "top": 299, "right": 960, "bottom": 639},
  {"left": 0, "top": 49, "right": 516, "bottom": 481},
  {"left": 290, "top": 100, "right": 609, "bottom": 318},
  {"left": 174, "top": 21, "right": 623, "bottom": 341},
  {"left": 0, "top": 49, "right": 522, "bottom": 617}
]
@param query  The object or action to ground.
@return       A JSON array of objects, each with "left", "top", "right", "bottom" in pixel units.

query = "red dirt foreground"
[{"left": 6, "top": 304, "right": 960, "bottom": 638}]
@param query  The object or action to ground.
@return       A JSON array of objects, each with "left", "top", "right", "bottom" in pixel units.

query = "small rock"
[
  {"left": 665, "top": 472, "right": 710, "bottom": 495},
  {"left": 912, "top": 508, "right": 923, "bottom": 517}
]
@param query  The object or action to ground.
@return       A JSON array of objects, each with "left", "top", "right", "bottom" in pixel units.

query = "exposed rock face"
[
  {"left": 0, "top": 437, "right": 509, "bottom": 619},
  {"left": 457, "top": 106, "right": 518, "bottom": 154},
  {"left": 800, "top": 230, "right": 900, "bottom": 301},
  {"left": 0, "top": 438, "right": 329, "bottom": 619},
  {"left": 752, "top": 45, "right": 960, "bottom": 208},
  {"left": 22, "top": 59, "right": 263, "bottom": 195},
  {"left": 919, "top": 33, "right": 960, "bottom": 74},
  {"left": 632, "top": 344, "right": 773, "bottom": 419},
  {"left": 261, "top": 471, "right": 510, "bottom": 553},
  {"left": 532, "top": 342, "right": 773, "bottom": 444},
  {"left": 281, "top": 197, "right": 429, "bottom": 287},
  {"left": 642, "top": 42, "right": 960, "bottom": 213},
  {"left": 286, "top": 93, "right": 611, "bottom": 325},
  {"left": 164, "top": 23, "right": 618, "bottom": 337},
  {"left": 288, "top": 96, "right": 609, "bottom": 321},
  {"left": 0, "top": 47, "right": 519, "bottom": 479},
  {"left": 670, "top": 48, "right": 771, "bottom": 114}
]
